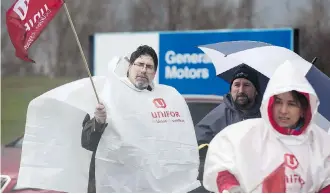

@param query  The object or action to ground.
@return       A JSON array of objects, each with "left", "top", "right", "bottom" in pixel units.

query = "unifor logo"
[
  {"left": 153, "top": 98, "right": 167, "bottom": 108},
  {"left": 13, "top": 0, "right": 30, "bottom": 20},
  {"left": 284, "top": 154, "right": 299, "bottom": 170}
]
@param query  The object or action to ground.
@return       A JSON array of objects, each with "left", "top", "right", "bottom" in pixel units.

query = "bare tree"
[
  {"left": 185, "top": 0, "right": 235, "bottom": 30},
  {"left": 64, "top": 0, "right": 120, "bottom": 77},
  {"left": 1, "top": 0, "right": 120, "bottom": 77},
  {"left": 129, "top": 0, "right": 235, "bottom": 31},
  {"left": 1, "top": 4, "right": 33, "bottom": 76},
  {"left": 293, "top": 0, "right": 330, "bottom": 76},
  {"left": 2, "top": 0, "right": 237, "bottom": 77},
  {"left": 129, "top": 0, "right": 163, "bottom": 31},
  {"left": 163, "top": 0, "right": 186, "bottom": 30},
  {"left": 236, "top": 0, "right": 255, "bottom": 28}
]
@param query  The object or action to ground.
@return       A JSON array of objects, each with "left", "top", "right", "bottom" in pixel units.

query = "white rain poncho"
[
  {"left": 17, "top": 57, "right": 200, "bottom": 193},
  {"left": 203, "top": 60, "right": 330, "bottom": 193}
]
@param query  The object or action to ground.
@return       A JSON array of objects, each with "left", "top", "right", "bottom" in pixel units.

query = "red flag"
[{"left": 6, "top": 0, "right": 64, "bottom": 63}]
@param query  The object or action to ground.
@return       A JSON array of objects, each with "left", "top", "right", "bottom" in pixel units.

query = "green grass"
[{"left": 1, "top": 76, "right": 76, "bottom": 145}]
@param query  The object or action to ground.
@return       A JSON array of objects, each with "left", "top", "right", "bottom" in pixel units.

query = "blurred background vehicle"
[{"left": 184, "top": 95, "right": 223, "bottom": 126}]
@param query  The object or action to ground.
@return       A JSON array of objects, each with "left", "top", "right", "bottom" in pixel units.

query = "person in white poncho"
[
  {"left": 80, "top": 45, "right": 160, "bottom": 192},
  {"left": 17, "top": 45, "right": 200, "bottom": 193},
  {"left": 80, "top": 45, "right": 200, "bottom": 193},
  {"left": 203, "top": 60, "right": 330, "bottom": 193}
]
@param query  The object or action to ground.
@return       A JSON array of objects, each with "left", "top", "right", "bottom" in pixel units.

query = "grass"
[{"left": 1, "top": 76, "right": 76, "bottom": 145}]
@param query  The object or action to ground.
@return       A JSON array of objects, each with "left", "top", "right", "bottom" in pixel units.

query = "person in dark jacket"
[
  {"left": 191, "top": 64, "right": 262, "bottom": 193},
  {"left": 81, "top": 114, "right": 107, "bottom": 193}
]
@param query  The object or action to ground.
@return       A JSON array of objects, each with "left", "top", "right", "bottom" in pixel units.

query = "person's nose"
[
  {"left": 238, "top": 85, "right": 244, "bottom": 93},
  {"left": 140, "top": 65, "right": 147, "bottom": 73},
  {"left": 280, "top": 104, "right": 288, "bottom": 114}
]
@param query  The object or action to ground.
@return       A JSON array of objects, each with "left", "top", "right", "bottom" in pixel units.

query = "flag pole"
[{"left": 63, "top": 1, "right": 100, "bottom": 103}]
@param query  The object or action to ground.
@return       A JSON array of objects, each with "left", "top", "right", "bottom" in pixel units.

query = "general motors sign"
[{"left": 91, "top": 28, "right": 297, "bottom": 95}]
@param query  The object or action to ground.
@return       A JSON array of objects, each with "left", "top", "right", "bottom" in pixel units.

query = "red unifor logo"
[
  {"left": 284, "top": 154, "right": 299, "bottom": 170},
  {"left": 151, "top": 98, "right": 183, "bottom": 122},
  {"left": 13, "top": 0, "right": 50, "bottom": 32},
  {"left": 153, "top": 98, "right": 167, "bottom": 108}
]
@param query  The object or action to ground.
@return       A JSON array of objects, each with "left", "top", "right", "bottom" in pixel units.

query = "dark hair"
[
  {"left": 291, "top": 90, "right": 309, "bottom": 111},
  {"left": 129, "top": 45, "right": 158, "bottom": 71}
]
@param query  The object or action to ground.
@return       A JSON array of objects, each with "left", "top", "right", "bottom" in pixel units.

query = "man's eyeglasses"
[{"left": 133, "top": 62, "right": 155, "bottom": 72}]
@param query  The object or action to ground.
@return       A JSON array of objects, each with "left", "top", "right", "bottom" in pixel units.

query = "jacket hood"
[
  {"left": 109, "top": 56, "right": 155, "bottom": 92},
  {"left": 261, "top": 60, "right": 319, "bottom": 136}
]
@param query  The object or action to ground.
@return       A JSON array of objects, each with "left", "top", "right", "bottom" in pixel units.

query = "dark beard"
[{"left": 234, "top": 93, "right": 252, "bottom": 109}]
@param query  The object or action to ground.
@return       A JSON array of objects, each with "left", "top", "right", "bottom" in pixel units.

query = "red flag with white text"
[{"left": 6, "top": 0, "right": 64, "bottom": 62}]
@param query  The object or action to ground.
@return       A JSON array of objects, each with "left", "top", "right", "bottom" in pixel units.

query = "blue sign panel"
[{"left": 158, "top": 29, "right": 294, "bottom": 95}]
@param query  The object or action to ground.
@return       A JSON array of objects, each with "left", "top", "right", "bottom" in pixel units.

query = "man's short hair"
[{"left": 129, "top": 45, "right": 158, "bottom": 71}]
